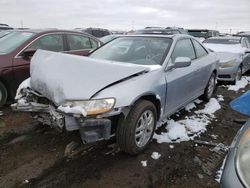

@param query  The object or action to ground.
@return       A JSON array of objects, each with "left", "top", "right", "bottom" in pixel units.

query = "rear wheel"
[
  {"left": 116, "top": 100, "right": 157, "bottom": 155},
  {"left": 0, "top": 82, "right": 7, "bottom": 108},
  {"left": 201, "top": 73, "right": 216, "bottom": 102}
]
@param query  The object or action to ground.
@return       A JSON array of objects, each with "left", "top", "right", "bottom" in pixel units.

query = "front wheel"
[
  {"left": 116, "top": 100, "right": 157, "bottom": 155},
  {"left": 201, "top": 73, "right": 216, "bottom": 102}
]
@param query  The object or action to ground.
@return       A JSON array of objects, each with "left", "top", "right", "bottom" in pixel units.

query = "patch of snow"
[
  {"left": 185, "top": 102, "right": 196, "bottom": 112},
  {"left": 17, "top": 98, "right": 29, "bottom": 106},
  {"left": 228, "top": 76, "right": 250, "bottom": 91},
  {"left": 58, "top": 105, "right": 87, "bottom": 116},
  {"left": 195, "top": 98, "right": 221, "bottom": 117},
  {"left": 169, "top": 145, "right": 174, "bottom": 149},
  {"left": 194, "top": 99, "right": 203, "bottom": 104},
  {"left": 211, "top": 134, "right": 218, "bottom": 139},
  {"left": 15, "top": 78, "right": 31, "bottom": 100},
  {"left": 154, "top": 98, "right": 221, "bottom": 144},
  {"left": 217, "top": 95, "right": 224, "bottom": 102},
  {"left": 215, "top": 156, "right": 227, "bottom": 183},
  {"left": 141, "top": 160, "right": 147, "bottom": 167},
  {"left": 151, "top": 152, "right": 161, "bottom": 160}
]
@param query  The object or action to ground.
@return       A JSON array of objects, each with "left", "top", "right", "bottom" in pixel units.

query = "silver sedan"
[
  {"left": 203, "top": 36, "right": 250, "bottom": 84},
  {"left": 12, "top": 34, "right": 219, "bottom": 154}
]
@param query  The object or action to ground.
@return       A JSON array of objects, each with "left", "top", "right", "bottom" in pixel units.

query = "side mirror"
[
  {"left": 22, "top": 49, "right": 37, "bottom": 59},
  {"left": 173, "top": 57, "right": 191, "bottom": 68}
]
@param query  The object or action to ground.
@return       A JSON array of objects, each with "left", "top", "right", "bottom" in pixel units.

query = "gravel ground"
[{"left": 0, "top": 76, "right": 249, "bottom": 188}]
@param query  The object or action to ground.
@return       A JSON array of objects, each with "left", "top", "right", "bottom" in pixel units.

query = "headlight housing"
[
  {"left": 59, "top": 98, "right": 115, "bottom": 116},
  {"left": 220, "top": 59, "right": 236, "bottom": 68},
  {"left": 236, "top": 128, "right": 250, "bottom": 187}
]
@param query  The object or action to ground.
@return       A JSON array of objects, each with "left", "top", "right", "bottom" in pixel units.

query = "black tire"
[
  {"left": 232, "top": 66, "right": 242, "bottom": 85},
  {"left": 116, "top": 100, "right": 157, "bottom": 155},
  {"left": 201, "top": 73, "right": 216, "bottom": 102},
  {"left": 0, "top": 82, "right": 7, "bottom": 108}
]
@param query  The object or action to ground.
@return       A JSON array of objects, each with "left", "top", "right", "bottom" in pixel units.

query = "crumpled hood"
[{"left": 30, "top": 50, "right": 156, "bottom": 104}]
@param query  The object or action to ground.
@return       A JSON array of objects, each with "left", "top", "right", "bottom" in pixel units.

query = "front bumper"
[
  {"left": 12, "top": 102, "right": 112, "bottom": 143},
  {"left": 217, "top": 66, "right": 238, "bottom": 81}
]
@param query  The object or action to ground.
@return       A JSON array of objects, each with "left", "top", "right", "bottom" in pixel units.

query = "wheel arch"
[{"left": 132, "top": 94, "right": 162, "bottom": 121}]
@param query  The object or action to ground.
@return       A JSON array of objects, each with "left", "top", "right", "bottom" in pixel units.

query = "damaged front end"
[{"left": 11, "top": 87, "right": 112, "bottom": 144}]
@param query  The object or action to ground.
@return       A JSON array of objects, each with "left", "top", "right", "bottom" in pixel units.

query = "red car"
[{"left": 0, "top": 29, "right": 102, "bottom": 107}]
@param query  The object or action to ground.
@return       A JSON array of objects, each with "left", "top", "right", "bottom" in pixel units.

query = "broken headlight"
[
  {"left": 236, "top": 128, "right": 250, "bottom": 187},
  {"left": 60, "top": 98, "right": 115, "bottom": 116}
]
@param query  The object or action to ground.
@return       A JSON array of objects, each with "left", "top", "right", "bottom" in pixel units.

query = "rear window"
[{"left": 203, "top": 38, "right": 240, "bottom": 44}]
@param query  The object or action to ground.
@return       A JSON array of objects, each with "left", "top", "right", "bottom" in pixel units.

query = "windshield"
[
  {"left": 0, "top": 31, "right": 34, "bottom": 54},
  {"left": 0, "top": 31, "right": 11, "bottom": 38},
  {"left": 203, "top": 38, "right": 240, "bottom": 44},
  {"left": 100, "top": 35, "right": 118, "bottom": 43},
  {"left": 90, "top": 36, "right": 172, "bottom": 65}
]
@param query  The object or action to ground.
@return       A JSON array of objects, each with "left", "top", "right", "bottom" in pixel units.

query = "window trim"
[
  {"left": 65, "top": 33, "right": 93, "bottom": 51},
  {"left": 170, "top": 38, "right": 197, "bottom": 62},
  {"left": 191, "top": 39, "right": 209, "bottom": 60},
  {"left": 15, "top": 32, "right": 65, "bottom": 58}
]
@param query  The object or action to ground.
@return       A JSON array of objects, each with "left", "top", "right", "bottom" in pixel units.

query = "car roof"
[
  {"left": 116, "top": 34, "right": 194, "bottom": 40},
  {"left": 6, "top": 29, "right": 97, "bottom": 38},
  {"left": 206, "top": 36, "right": 242, "bottom": 40}
]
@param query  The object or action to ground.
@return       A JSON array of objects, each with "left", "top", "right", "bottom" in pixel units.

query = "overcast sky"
[{"left": 0, "top": 0, "right": 250, "bottom": 33}]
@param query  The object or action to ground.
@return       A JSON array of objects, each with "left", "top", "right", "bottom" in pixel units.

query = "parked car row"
[{"left": 0, "top": 24, "right": 249, "bottom": 156}]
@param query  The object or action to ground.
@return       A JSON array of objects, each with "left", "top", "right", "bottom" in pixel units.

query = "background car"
[
  {"left": 13, "top": 34, "right": 219, "bottom": 155},
  {"left": 133, "top": 27, "right": 188, "bottom": 35},
  {"left": 0, "top": 23, "right": 13, "bottom": 31},
  {"left": 0, "top": 29, "right": 102, "bottom": 107},
  {"left": 234, "top": 31, "right": 250, "bottom": 44},
  {"left": 75, "top": 28, "right": 111, "bottom": 38},
  {"left": 187, "top": 29, "right": 220, "bottom": 42},
  {"left": 203, "top": 36, "right": 250, "bottom": 84}
]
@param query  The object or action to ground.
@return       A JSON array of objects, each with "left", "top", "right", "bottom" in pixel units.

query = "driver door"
[{"left": 164, "top": 38, "right": 198, "bottom": 116}]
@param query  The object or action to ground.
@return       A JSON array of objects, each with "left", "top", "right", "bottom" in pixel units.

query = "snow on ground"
[
  {"left": 141, "top": 160, "right": 147, "bottom": 167},
  {"left": 15, "top": 78, "right": 31, "bottom": 100},
  {"left": 228, "top": 76, "right": 250, "bottom": 91},
  {"left": 215, "top": 156, "right": 227, "bottom": 183},
  {"left": 217, "top": 95, "right": 224, "bottom": 102},
  {"left": 151, "top": 152, "right": 161, "bottom": 160},
  {"left": 153, "top": 98, "right": 221, "bottom": 144}
]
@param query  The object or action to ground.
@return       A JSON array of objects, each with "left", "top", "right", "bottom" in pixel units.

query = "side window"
[
  {"left": 171, "top": 39, "right": 196, "bottom": 62},
  {"left": 67, "top": 34, "right": 92, "bottom": 50},
  {"left": 192, "top": 39, "right": 208, "bottom": 58},
  {"left": 90, "top": 38, "right": 98, "bottom": 49},
  {"left": 27, "top": 34, "right": 64, "bottom": 52}
]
